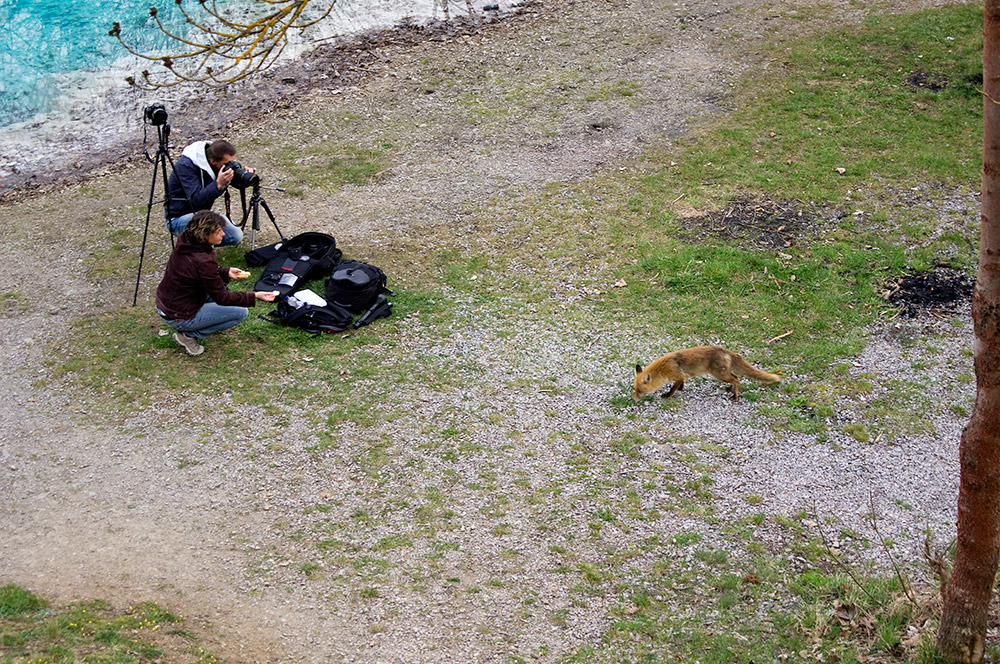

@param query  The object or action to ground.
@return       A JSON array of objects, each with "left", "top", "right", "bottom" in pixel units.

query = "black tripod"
[
  {"left": 133, "top": 118, "right": 178, "bottom": 306},
  {"left": 236, "top": 183, "right": 286, "bottom": 250}
]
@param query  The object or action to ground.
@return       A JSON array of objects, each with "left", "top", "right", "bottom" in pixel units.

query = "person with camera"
[
  {"left": 165, "top": 139, "right": 253, "bottom": 246},
  {"left": 156, "top": 210, "right": 278, "bottom": 356}
]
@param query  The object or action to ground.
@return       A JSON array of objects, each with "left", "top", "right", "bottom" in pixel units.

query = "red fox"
[{"left": 634, "top": 346, "right": 782, "bottom": 401}]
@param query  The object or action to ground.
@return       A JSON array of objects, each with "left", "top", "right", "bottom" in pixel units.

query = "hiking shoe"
[{"left": 172, "top": 332, "right": 204, "bottom": 356}]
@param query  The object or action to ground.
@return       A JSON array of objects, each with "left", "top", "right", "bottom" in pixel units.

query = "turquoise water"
[
  {"left": 0, "top": 0, "right": 495, "bottom": 132},
  {"left": 0, "top": 0, "right": 188, "bottom": 126}
]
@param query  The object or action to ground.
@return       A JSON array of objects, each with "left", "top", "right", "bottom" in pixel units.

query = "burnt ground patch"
[
  {"left": 680, "top": 193, "right": 836, "bottom": 249},
  {"left": 884, "top": 267, "right": 974, "bottom": 317},
  {"left": 906, "top": 69, "right": 949, "bottom": 92}
]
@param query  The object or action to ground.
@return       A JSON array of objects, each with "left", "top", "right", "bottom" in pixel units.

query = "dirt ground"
[{"left": 0, "top": 0, "right": 977, "bottom": 662}]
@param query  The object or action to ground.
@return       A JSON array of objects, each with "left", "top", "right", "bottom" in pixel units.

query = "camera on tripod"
[
  {"left": 144, "top": 103, "right": 168, "bottom": 126},
  {"left": 133, "top": 102, "right": 286, "bottom": 305},
  {"left": 225, "top": 160, "right": 260, "bottom": 189}
]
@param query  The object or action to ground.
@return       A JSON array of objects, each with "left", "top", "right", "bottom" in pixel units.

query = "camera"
[
  {"left": 144, "top": 103, "right": 168, "bottom": 126},
  {"left": 225, "top": 160, "right": 260, "bottom": 189}
]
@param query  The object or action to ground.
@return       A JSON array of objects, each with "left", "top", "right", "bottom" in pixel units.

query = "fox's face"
[{"left": 633, "top": 364, "right": 659, "bottom": 400}]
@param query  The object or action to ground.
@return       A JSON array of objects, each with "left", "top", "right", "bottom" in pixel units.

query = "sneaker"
[{"left": 172, "top": 332, "right": 205, "bottom": 356}]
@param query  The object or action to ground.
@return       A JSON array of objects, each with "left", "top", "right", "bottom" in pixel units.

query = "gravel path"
[{"left": 0, "top": 0, "right": 975, "bottom": 662}]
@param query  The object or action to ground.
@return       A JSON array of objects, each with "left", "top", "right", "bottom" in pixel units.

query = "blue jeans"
[
  {"left": 160, "top": 300, "right": 248, "bottom": 339},
  {"left": 168, "top": 213, "right": 244, "bottom": 246}
]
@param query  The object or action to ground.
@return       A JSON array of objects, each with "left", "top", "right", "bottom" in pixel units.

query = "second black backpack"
[
  {"left": 325, "top": 260, "right": 391, "bottom": 313},
  {"left": 262, "top": 298, "right": 352, "bottom": 334},
  {"left": 252, "top": 232, "right": 343, "bottom": 297}
]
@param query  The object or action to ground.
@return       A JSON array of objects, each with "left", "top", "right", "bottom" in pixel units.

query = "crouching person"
[{"left": 156, "top": 210, "right": 277, "bottom": 356}]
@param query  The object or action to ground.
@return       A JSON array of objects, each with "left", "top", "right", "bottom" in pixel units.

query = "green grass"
[
  {"left": 268, "top": 139, "right": 393, "bottom": 193},
  {"left": 549, "top": 5, "right": 977, "bottom": 658},
  {"left": 0, "top": 585, "right": 218, "bottom": 664},
  {"left": 45, "top": 267, "right": 456, "bottom": 417},
  {"left": 620, "top": 239, "right": 905, "bottom": 372},
  {"left": 0, "top": 586, "right": 46, "bottom": 617},
  {"left": 0, "top": 290, "right": 29, "bottom": 318},
  {"left": 645, "top": 3, "right": 983, "bottom": 205},
  {"left": 600, "top": 3, "right": 980, "bottom": 355},
  {"left": 560, "top": 520, "right": 940, "bottom": 664}
]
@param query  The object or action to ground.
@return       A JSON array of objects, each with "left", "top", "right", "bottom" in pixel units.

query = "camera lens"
[
  {"left": 226, "top": 160, "right": 260, "bottom": 189},
  {"left": 144, "top": 103, "right": 167, "bottom": 126}
]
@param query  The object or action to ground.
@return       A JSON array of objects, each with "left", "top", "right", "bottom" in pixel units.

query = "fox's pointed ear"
[{"left": 635, "top": 364, "right": 643, "bottom": 375}]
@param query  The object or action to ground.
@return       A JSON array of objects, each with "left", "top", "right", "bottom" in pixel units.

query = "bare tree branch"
[
  {"left": 110, "top": 0, "right": 339, "bottom": 89},
  {"left": 110, "top": 0, "right": 478, "bottom": 89}
]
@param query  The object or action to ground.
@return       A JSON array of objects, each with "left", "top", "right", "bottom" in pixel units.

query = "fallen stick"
[{"left": 767, "top": 329, "right": 794, "bottom": 344}]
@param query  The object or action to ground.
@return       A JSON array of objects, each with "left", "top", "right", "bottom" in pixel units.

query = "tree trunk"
[{"left": 937, "top": 3, "right": 1000, "bottom": 662}]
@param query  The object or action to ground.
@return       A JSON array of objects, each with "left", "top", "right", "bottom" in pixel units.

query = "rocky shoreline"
[{"left": 0, "top": 2, "right": 544, "bottom": 202}]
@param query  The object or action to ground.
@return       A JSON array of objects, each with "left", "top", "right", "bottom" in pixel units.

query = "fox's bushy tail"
[{"left": 732, "top": 357, "right": 782, "bottom": 383}]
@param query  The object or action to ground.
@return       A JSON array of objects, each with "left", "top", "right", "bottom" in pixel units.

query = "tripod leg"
[
  {"left": 247, "top": 196, "right": 260, "bottom": 251},
  {"left": 258, "top": 197, "right": 286, "bottom": 241},
  {"left": 160, "top": 151, "right": 174, "bottom": 250},
  {"left": 133, "top": 152, "right": 163, "bottom": 306}
]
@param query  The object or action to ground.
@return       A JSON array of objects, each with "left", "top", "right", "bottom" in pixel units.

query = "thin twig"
[
  {"left": 811, "top": 503, "right": 884, "bottom": 608},
  {"left": 766, "top": 329, "right": 794, "bottom": 344},
  {"left": 978, "top": 87, "right": 1000, "bottom": 105},
  {"left": 619, "top": 468, "right": 698, "bottom": 477},
  {"left": 923, "top": 524, "right": 955, "bottom": 603},
  {"left": 867, "top": 490, "right": 917, "bottom": 608}
]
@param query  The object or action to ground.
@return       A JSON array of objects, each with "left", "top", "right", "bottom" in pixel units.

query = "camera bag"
[
  {"left": 244, "top": 241, "right": 282, "bottom": 267},
  {"left": 261, "top": 298, "right": 352, "bottom": 334},
  {"left": 250, "top": 232, "right": 343, "bottom": 297},
  {"left": 324, "top": 260, "right": 392, "bottom": 313}
]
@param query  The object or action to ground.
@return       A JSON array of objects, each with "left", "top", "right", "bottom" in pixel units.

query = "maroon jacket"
[{"left": 155, "top": 231, "right": 255, "bottom": 320}]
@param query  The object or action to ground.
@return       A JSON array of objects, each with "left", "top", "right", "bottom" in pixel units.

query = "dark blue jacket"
[{"left": 166, "top": 148, "right": 225, "bottom": 219}]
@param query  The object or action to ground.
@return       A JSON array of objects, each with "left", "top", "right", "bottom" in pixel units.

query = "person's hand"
[
  {"left": 217, "top": 165, "right": 235, "bottom": 189},
  {"left": 255, "top": 290, "right": 279, "bottom": 302},
  {"left": 229, "top": 268, "right": 251, "bottom": 280}
]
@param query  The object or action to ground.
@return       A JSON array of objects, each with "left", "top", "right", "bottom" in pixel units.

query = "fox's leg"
[
  {"left": 712, "top": 368, "right": 741, "bottom": 400},
  {"left": 661, "top": 380, "right": 684, "bottom": 399},
  {"left": 725, "top": 377, "right": 740, "bottom": 400}
]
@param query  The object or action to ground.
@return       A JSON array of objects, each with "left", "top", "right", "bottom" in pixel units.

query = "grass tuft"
[{"left": 0, "top": 587, "right": 215, "bottom": 663}]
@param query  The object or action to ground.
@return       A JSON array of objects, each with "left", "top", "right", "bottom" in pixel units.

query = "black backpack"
[
  {"left": 325, "top": 260, "right": 391, "bottom": 313},
  {"left": 250, "top": 232, "right": 343, "bottom": 297},
  {"left": 262, "top": 298, "right": 352, "bottom": 334}
]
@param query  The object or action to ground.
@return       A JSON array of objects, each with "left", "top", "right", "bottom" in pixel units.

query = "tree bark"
[{"left": 937, "top": 2, "right": 1000, "bottom": 662}]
